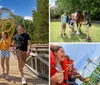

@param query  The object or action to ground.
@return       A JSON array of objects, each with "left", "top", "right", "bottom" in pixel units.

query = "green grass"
[{"left": 50, "top": 22, "right": 100, "bottom": 42}]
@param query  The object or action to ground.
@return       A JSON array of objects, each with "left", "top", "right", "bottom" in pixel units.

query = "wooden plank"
[
  {"left": 26, "top": 64, "right": 48, "bottom": 79},
  {"left": 29, "top": 53, "right": 49, "bottom": 66},
  {"left": 31, "top": 48, "right": 48, "bottom": 51},
  {"left": 31, "top": 44, "right": 49, "bottom": 48},
  {"left": 30, "top": 53, "right": 48, "bottom": 58},
  {"left": 35, "top": 50, "right": 38, "bottom": 72}
]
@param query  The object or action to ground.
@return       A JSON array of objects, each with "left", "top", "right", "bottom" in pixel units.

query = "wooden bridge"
[{"left": 0, "top": 44, "right": 49, "bottom": 85}]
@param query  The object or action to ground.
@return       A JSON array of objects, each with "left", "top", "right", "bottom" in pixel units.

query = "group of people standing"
[
  {"left": 61, "top": 10, "right": 91, "bottom": 41},
  {"left": 0, "top": 24, "right": 31, "bottom": 84},
  {"left": 50, "top": 45, "right": 90, "bottom": 85}
]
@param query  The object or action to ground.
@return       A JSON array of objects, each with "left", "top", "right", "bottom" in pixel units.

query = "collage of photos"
[
  {"left": 50, "top": 0, "right": 100, "bottom": 85},
  {"left": 0, "top": 0, "right": 100, "bottom": 85}
]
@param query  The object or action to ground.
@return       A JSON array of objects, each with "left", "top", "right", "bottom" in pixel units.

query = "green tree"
[
  {"left": 24, "top": 20, "right": 34, "bottom": 43},
  {"left": 33, "top": 0, "right": 49, "bottom": 44},
  {"left": 51, "top": 0, "right": 100, "bottom": 20}
]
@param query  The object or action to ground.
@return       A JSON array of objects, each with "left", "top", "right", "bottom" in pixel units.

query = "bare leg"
[
  {"left": 17, "top": 56, "right": 24, "bottom": 77},
  {"left": 5, "top": 57, "right": 10, "bottom": 79},
  {"left": 6, "top": 57, "right": 9, "bottom": 75},
  {"left": 16, "top": 50, "right": 27, "bottom": 84},
  {"left": 22, "top": 52, "right": 27, "bottom": 68},
  {"left": 64, "top": 28, "right": 67, "bottom": 36},
  {"left": 61, "top": 29, "right": 64, "bottom": 37},
  {"left": 1, "top": 57, "right": 5, "bottom": 74},
  {"left": 61, "top": 24, "right": 63, "bottom": 35},
  {"left": 86, "top": 26, "right": 90, "bottom": 40}
]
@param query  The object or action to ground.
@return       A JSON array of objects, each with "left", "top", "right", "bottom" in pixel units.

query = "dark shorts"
[{"left": 62, "top": 23, "right": 66, "bottom": 29}]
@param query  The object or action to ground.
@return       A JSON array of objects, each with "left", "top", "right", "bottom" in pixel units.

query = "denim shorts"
[{"left": 1, "top": 50, "right": 10, "bottom": 58}]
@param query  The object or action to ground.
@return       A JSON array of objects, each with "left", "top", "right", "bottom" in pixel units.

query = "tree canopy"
[{"left": 51, "top": 0, "right": 100, "bottom": 20}]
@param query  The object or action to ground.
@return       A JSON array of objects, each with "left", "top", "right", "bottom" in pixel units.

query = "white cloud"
[
  {"left": 0, "top": 5, "right": 3, "bottom": 8},
  {"left": 24, "top": 16, "right": 32, "bottom": 20},
  {"left": 11, "top": 10, "right": 14, "bottom": 13},
  {"left": 50, "top": 0, "right": 55, "bottom": 7}
]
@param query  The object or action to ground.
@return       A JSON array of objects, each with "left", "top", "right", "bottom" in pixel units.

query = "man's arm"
[
  {"left": 61, "top": 15, "right": 62, "bottom": 23},
  {"left": 27, "top": 40, "right": 31, "bottom": 56},
  {"left": 27, "top": 40, "right": 31, "bottom": 51}
]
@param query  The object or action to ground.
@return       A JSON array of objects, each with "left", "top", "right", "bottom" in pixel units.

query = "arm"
[
  {"left": 61, "top": 15, "right": 62, "bottom": 24},
  {"left": 27, "top": 40, "right": 31, "bottom": 56},
  {"left": 0, "top": 38, "right": 3, "bottom": 47},
  {"left": 27, "top": 40, "right": 31, "bottom": 51}
]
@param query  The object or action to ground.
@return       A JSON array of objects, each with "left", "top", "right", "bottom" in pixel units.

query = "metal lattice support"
[
  {"left": 82, "top": 57, "right": 100, "bottom": 85},
  {"left": 0, "top": 8, "right": 19, "bottom": 38}
]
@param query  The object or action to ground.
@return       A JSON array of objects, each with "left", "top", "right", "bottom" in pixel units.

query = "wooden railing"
[{"left": 26, "top": 44, "right": 49, "bottom": 79}]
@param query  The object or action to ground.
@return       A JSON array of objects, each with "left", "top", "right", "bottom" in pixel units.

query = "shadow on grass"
[
  {"left": 61, "top": 32, "right": 88, "bottom": 42},
  {"left": 62, "top": 35, "right": 79, "bottom": 42}
]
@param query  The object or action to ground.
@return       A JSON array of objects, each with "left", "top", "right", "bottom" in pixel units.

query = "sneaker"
[
  {"left": 22, "top": 77, "right": 26, "bottom": 84},
  {"left": 76, "top": 30, "right": 80, "bottom": 35},
  {"left": 88, "top": 37, "right": 91, "bottom": 40},
  {"left": 64, "top": 33, "right": 67, "bottom": 36},
  {"left": 6, "top": 75, "right": 9, "bottom": 80},
  {"left": 61, "top": 34, "right": 63, "bottom": 37}
]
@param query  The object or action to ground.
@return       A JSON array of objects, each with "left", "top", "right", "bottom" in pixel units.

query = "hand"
[
  {"left": 1, "top": 38, "right": 4, "bottom": 42},
  {"left": 26, "top": 50, "right": 30, "bottom": 56},
  {"left": 51, "top": 71, "right": 64, "bottom": 84},
  {"left": 12, "top": 48, "right": 16, "bottom": 54}
]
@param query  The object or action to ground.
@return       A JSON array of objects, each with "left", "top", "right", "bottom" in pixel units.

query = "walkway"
[{"left": 0, "top": 52, "right": 48, "bottom": 85}]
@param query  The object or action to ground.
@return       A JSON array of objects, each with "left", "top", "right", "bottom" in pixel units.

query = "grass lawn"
[{"left": 50, "top": 22, "right": 100, "bottom": 42}]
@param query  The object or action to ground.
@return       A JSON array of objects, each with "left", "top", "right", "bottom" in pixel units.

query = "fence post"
[{"left": 35, "top": 47, "right": 38, "bottom": 72}]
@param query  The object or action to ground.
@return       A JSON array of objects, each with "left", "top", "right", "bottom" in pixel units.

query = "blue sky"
[
  {"left": 50, "top": 0, "right": 55, "bottom": 6},
  {"left": 0, "top": 0, "right": 36, "bottom": 20}
]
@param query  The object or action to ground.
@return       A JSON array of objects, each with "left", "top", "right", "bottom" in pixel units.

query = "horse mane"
[{"left": 76, "top": 10, "right": 84, "bottom": 22}]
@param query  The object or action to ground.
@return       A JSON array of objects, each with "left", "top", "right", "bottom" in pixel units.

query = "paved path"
[{"left": 0, "top": 52, "right": 48, "bottom": 85}]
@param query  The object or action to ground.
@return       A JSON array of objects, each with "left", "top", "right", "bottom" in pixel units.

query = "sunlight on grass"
[{"left": 50, "top": 22, "right": 100, "bottom": 42}]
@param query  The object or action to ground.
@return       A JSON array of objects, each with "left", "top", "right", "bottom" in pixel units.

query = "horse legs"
[
  {"left": 76, "top": 22, "right": 82, "bottom": 34},
  {"left": 76, "top": 22, "right": 80, "bottom": 34}
]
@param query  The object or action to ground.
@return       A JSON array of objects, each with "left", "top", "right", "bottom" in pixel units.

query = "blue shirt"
[{"left": 61, "top": 15, "right": 67, "bottom": 24}]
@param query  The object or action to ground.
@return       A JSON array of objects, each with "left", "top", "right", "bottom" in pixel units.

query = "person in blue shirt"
[{"left": 61, "top": 11, "right": 67, "bottom": 37}]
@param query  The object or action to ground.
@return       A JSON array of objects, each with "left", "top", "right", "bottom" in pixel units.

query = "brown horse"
[{"left": 75, "top": 10, "right": 84, "bottom": 34}]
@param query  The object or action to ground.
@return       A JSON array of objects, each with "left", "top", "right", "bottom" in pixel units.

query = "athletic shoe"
[
  {"left": 6, "top": 75, "right": 9, "bottom": 80},
  {"left": 22, "top": 77, "right": 26, "bottom": 84}
]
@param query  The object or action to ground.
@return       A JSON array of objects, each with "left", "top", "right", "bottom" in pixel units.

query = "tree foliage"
[
  {"left": 51, "top": 0, "right": 100, "bottom": 20},
  {"left": 33, "top": 0, "right": 49, "bottom": 44}
]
